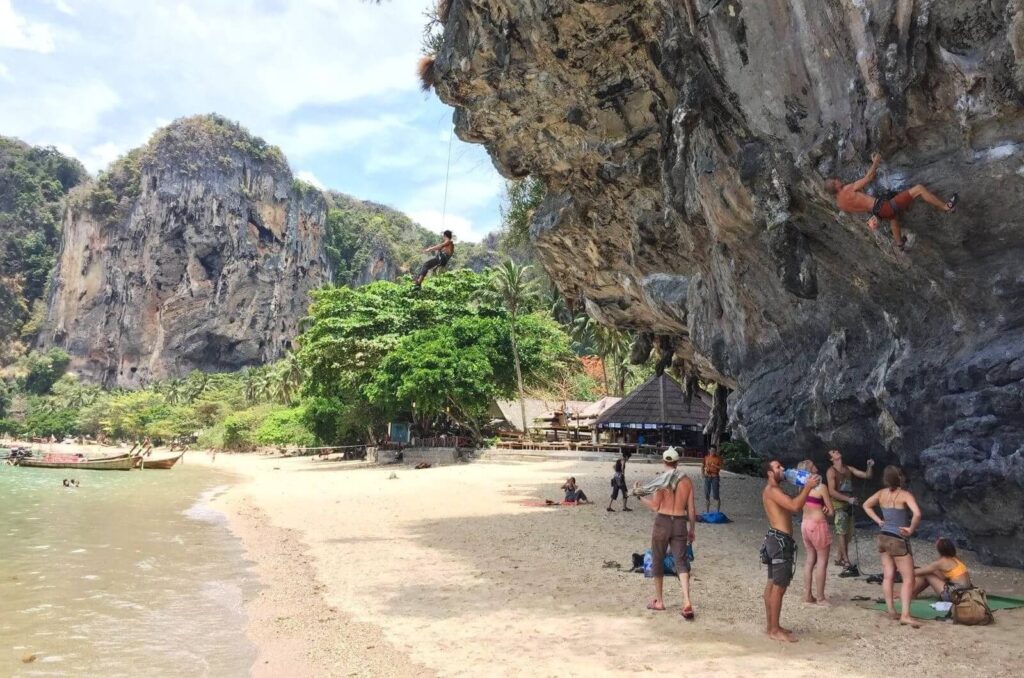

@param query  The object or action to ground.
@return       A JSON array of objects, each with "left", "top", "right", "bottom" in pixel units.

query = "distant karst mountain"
[
  {"left": 0, "top": 136, "right": 87, "bottom": 359},
  {"left": 17, "top": 114, "right": 480, "bottom": 387}
]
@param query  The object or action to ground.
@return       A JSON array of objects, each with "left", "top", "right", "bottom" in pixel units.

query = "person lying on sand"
[
  {"left": 825, "top": 152, "right": 958, "bottom": 252},
  {"left": 914, "top": 537, "right": 972, "bottom": 602},
  {"left": 761, "top": 460, "right": 820, "bottom": 642},
  {"left": 561, "top": 477, "right": 589, "bottom": 503},
  {"left": 637, "top": 448, "right": 696, "bottom": 619}
]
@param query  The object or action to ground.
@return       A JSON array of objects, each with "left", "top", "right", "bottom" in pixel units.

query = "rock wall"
[
  {"left": 434, "top": 1, "right": 1024, "bottom": 564},
  {"left": 40, "top": 116, "right": 330, "bottom": 387}
]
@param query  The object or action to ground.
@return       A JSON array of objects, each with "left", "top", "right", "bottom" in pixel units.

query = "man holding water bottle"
[{"left": 761, "top": 460, "right": 821, "bottom": 643}]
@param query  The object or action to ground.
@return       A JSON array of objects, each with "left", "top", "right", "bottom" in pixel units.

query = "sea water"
[{"left": 0, "top": 461, "right": 256, "bottom": 676}]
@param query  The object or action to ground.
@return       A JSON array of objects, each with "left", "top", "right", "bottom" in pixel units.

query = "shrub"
[
  {"left": 254, "top": 406, "right": 316, "bottom": 447},
  {"left": 721, "top": 440, "right": 760, "bottom": 476}
]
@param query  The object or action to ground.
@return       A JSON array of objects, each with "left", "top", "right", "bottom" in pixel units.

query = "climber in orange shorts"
[{"left": 825, "top": 152, "right": 958, "bottom": 252}]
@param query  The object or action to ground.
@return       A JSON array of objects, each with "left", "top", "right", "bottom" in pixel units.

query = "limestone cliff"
[
  {"left": 434, "top": 1, "right": 1024, "bottom": 564},
  {"left": 40, "top": 115, "right": 330, "bottom": 387}
]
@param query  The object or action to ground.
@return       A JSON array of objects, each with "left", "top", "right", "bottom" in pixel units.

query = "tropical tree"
[
  {"left": 488, "top": 261, "right": 539, "bottom": 433},
  {"left": 571, "top": 315, "right": 632, "bottom": 395}
]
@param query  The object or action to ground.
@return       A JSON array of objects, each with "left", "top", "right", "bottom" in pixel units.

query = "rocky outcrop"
[
  {"left": 40, "top": 115, "right": 330, "bottom": 387},
  {"left": 434, "top": 1, "right": 1024, "bottom": 565}
]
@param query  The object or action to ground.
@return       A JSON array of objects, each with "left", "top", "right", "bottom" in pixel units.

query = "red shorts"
[{"left": 872, "top": 190, "right": 915, "bottom": 219}]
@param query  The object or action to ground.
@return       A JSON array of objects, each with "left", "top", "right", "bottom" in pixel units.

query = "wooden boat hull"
[
  {"left": 16, "top": 455, "right": 136, "bottom": 471},
  {"left": 139, "top": 453, "right": 183, "bottom": 469}
]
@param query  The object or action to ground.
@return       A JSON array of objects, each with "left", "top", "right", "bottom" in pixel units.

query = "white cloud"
[
  {"left": 0, "top": 0, "right": 56, "bottom": 52},
  {"left": 0, "top": 62, "right": 10, "bottom": 81},
  {"left": 0, "top": 79, "right": 120, "bottom": 147},
  {"left": 274, "top": 116, "right": 407, "bottom": 158},
  {"left": 85, "top": 142, "right": 123, "bottom": 170},
  {"left": 296, "top": 170, "right": 325, "bottom": 190},
  {"left": 408, "top": 210, "right": 473, "bottom": 236},
  {"left": 51, "top": 0, "right": 74, "bottom": 15}
]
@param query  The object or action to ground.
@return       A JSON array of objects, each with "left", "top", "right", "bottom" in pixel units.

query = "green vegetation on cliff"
[{"left": 0, "top": 137, "right": 87, "bottom": 356}]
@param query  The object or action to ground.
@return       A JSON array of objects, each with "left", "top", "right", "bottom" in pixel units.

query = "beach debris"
[
  {"left": 602, "top": 560, "right": 622, "bottom": 569},
  {"left": 21, "top": 653, "right": 38, "bottom": 663},
  {"left": 388, "top": 472, "right": 398, "bottom": 480}
]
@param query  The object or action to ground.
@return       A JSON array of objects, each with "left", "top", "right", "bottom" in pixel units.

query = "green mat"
[{"left": 870, "top": 594, "right": 1024, "bottom": 620}]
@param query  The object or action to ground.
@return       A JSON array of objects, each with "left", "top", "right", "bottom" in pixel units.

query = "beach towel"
[
  {"left": 870, "top": 594, "right": 1024, "bottom": 620},
  {"left": 633, "top": 468, "right": 687, "bottom": 497},
  {"left": 641, "top": 545, "right": 695, "bottom": 577},
  {"left": 697, "top": 511, "right": 732, "bottom": 524},
  {"left": 518, "top": 499, "right": 580, "bottom": 508}
]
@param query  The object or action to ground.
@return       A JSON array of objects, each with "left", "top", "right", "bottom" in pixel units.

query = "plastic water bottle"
[{"left": 783, "top": 468, "right": 811, "bottom": 487}]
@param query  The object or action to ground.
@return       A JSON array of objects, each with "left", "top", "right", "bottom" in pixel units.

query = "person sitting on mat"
[
  {"left": 825, "top": 152, "right": 958, "bottom": 252},
  {"left": 561, "top": 477, "right": 589, "bottom": 503},
  {"left": 413, "top": 230, "right": 455, "bottom": 288},
  {"left": 913, "top": 538, "right": 972, "bottom": 602}
]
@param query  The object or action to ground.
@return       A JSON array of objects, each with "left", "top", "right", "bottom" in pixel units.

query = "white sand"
[{"left": 205, "top": 455, "right": 1024, "bottom": 677}]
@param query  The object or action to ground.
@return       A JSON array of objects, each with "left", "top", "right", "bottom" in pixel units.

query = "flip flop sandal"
[
  {"left": 646, "top": 600, "right": 666, "bottom": 611},
  {"left": 850, "top": 596, "right": 872, "bottom": 602},
  {"left": 681, "top": 606, "right": 695, "bottom": 620},
  {"left": 946, "top": 194, "right": 959, "bottom": 212}
]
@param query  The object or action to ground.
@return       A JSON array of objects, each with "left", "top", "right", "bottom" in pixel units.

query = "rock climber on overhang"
[
  {"left": 413, "top": 229, "right": 455, "bottom": 288},
  {"left": 825, "top": 152, "right": 958, "bottom": 252}
]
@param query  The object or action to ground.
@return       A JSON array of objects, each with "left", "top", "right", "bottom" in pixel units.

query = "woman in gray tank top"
[{"left": 863, "top": 466, "right": 922, "bottom": 627}]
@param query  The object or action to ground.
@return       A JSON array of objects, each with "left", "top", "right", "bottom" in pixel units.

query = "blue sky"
[{"left": 0, "top": 0, "right": 505, "bottom": 241}]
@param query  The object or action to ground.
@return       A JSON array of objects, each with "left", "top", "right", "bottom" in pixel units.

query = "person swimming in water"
[
  {"left": 825, "top": 152, "right": 958, "bottom": 252},
  {"left": 413, "top": 230, "right": 455, "bottom": 288}
]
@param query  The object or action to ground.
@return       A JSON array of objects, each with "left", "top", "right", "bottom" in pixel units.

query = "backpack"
[{"left": 951, "top": 587, "right": 994, "bottom": 626}]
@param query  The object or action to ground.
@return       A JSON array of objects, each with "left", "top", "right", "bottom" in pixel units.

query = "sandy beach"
[{"left": 202, "top": 453, "right": 1024, "bottom": 678}]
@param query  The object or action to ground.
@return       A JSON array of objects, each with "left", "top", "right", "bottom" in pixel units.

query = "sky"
[{"left": 0, "top": 0, "right": 505, "bottom": 241}]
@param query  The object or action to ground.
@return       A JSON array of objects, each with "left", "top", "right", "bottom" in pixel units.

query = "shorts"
[
  {"left": 704, "top": 475, "right": 720, "bottom": 501},
  {"left": 940, "top": 583, "right": 968, "bottom": 603},
  {"left": 761, "top": 528, "right": 796, "bottom": 587},
  {"left": 651, "top": 514, "right": 691, "bottom": 576},
  {"left": 832, "top": 504, "right": 854, "bottom": 537},
  {"left": 877, "top": 532, "right": 912, "bottom": 557},
  {"left": 801, "top": 519, "right": 833, "bottom": 551},
  {"left": 872, "top": 190, "right": 915, "bottom": 219},
  {"left": 610, "top": 482, "right": 628, "bottom": 500}
]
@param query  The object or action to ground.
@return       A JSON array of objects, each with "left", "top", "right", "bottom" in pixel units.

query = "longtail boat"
[
  {"left": 139, "top": 452, "right": 184, "bottom": 469},
  {"left": 16, "top": 453, "right": 136, "bottom": 471}
]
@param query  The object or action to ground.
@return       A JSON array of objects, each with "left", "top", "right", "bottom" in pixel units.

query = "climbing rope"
[{"left": 440, "top": 126, "right": 455, "bottom": 230}]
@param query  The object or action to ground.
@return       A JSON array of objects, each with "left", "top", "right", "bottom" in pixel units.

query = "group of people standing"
[
  {"left": 623, "top": 446, "right": 974, "bottom": 642},
  {"left": 762, "top": 451, "right": 974, "bottom": 639}
]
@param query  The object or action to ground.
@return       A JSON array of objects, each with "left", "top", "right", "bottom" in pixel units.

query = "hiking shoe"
[
  {"left": 622, "top": 507, "right": 633, "bottom": 512},
  {"left": 606, "top": 507, "right": 615, "bottom": 512}
]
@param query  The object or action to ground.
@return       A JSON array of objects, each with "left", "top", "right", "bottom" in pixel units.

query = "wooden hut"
[{"left": 595, "top": 373, "right": 711, "bottom": 454}]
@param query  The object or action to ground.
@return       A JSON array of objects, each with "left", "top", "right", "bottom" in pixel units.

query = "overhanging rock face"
[{"left": 434, "top": 0, "right": 1024, "bottom": 565}]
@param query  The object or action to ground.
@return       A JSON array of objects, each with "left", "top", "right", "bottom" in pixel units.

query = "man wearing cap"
[{"left": 634, "top": 447, "right": 697, "bottom": 619}]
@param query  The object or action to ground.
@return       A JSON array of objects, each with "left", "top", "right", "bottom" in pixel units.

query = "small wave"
[
  {"left": 183, "top": 484, "right": 231, "bottom": 523},
  {"left": 31, "top": 544, "right": 51, "bottom": 550},
  {"left": 70, "top": 548, "right": 87, "bottom": 554},
  {"left": 40, "top": 655, "right": 64, "bottom": 663},
  {"left": 81, "top": 575, "right": 99, "bottom": 580}
]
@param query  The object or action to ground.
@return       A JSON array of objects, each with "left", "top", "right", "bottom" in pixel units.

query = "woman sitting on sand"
[
  {"left": 914, "top": 538, "right": 972, "bottom": 601},
  {"left": 797, "top": 459, "right": 834, "bottom": 604},
  {"left": 561, "top": 477, "right": 589, "bottom": 504},
  {"left": 863, "top": 466, "right": 922, "bottom": 627}
]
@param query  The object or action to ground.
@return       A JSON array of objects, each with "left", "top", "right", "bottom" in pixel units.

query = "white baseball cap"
[{"left": 663, "top": 447, "right": 679, "bottom": 462}]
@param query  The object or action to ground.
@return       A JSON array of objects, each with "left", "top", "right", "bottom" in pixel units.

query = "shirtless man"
[
  {"left": 825, "top": 152, "right": 958, "bottom": 251},
  {"left": 827, "top": 449, "right": 874, "bottom": 569},
  {"left": 761, "top": 459, "right": 820, "bottom": 642},
  {"left": 636, "top": 448, "right": 697, "bottom": 619},
  {"left": 413, "top": 230, "right": 455, "bottom": 288}
]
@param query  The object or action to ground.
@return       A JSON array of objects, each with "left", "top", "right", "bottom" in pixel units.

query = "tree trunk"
[
  {"left": 511, "top": 316, "right": 528, "bottom": 434},
  {"left": 600, "top": 353, "right": 609, "bottom": 396}
]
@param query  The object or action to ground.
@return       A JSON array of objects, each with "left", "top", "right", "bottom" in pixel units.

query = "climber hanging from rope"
[
  {"left": 825, "top": 152, "right": 958, "bottom": 252},
  {"left": 413, "top": 230, "right": 455, "bottom": 288}
]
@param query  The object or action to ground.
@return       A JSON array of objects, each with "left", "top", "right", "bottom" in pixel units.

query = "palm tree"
[
  {"left": 274, "top": 353, "right": 304, "bottom": 405},
  {"left": 490, "top": 260, "right": 539, "bottom": 433},
  {"left": 164, "top": 378, "right": 187, "bottom": 405},
  {"left": 571, "top": 314, "right": 631, "bottom": 395}
]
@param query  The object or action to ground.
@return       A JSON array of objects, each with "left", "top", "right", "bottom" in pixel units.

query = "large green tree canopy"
[{"left": 298, "top": 269, "right": 574, "bottom": 442}]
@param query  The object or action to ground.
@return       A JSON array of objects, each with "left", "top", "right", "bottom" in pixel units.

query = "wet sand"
[{"left": 211, "top": 454, "right": 1024, "bottom": 677}]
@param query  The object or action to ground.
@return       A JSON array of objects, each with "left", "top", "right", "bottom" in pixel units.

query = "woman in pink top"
[{"left": 797, "top": 459, "right": 834, "bottom": 604}]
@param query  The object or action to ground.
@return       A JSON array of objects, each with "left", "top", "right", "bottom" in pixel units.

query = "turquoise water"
[{"left": 0, "top": 461, "right": 256, "bottom": 676}]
